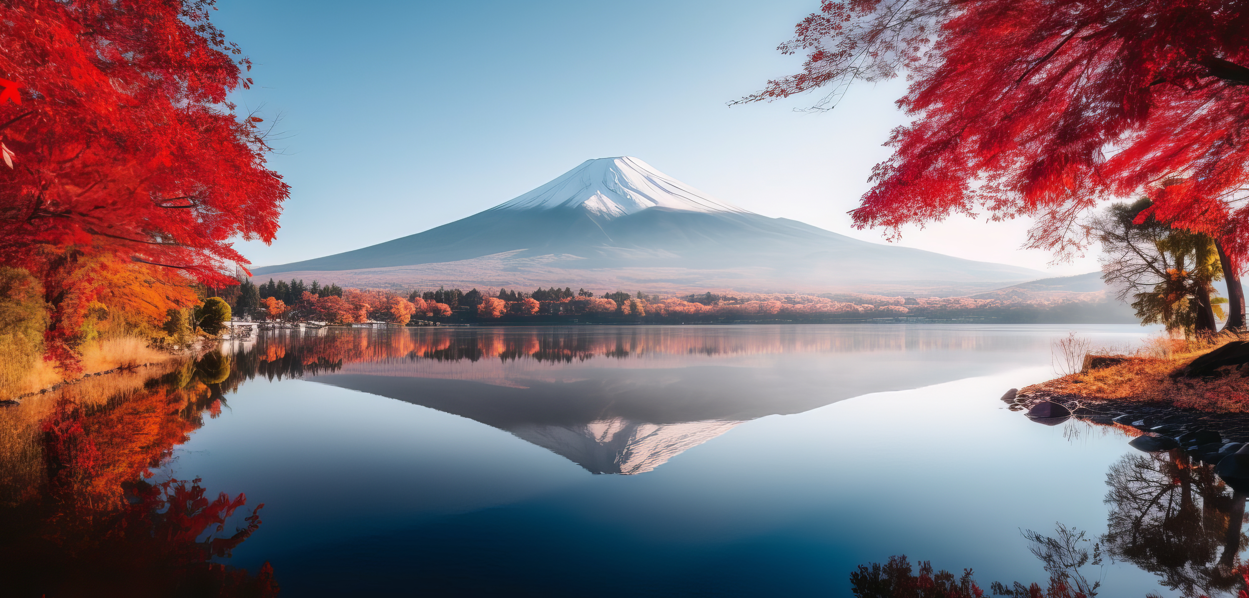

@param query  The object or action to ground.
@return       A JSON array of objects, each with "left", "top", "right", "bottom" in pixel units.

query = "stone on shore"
[
  {"left": 1217, "top": 452, "right": 1249, "bottom": 481},
  {"left": 1174, "top": 341, "right": 1249, "bottom": 378},
  {"left": 1000, "top": 388, "right": 1018, "bottom": 403},
  {"left": 1179, "top": 429, "right": 1221, "bottom": 446},
  {"left": 1082, "top": 354, "right": 1128, "bottom": 372},
  {"left": 1027, "top": 401, "right": 1071, "bottom": 419},
  {"left": 1129, "top": 435, "right": 1179, "bottom": 452}
]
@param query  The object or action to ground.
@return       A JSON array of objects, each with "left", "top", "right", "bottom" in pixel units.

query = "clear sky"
[{"left": 215, "top": 0, "right": 1100, "bottom": 277}]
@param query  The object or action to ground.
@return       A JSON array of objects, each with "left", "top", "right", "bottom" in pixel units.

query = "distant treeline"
[{"left": 208, "top": 279, "right": 1136, "bottom": 325}]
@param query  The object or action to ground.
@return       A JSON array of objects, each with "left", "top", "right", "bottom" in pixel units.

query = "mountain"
[
  {"left": 254, "top": 157, "right": 1046, "bottom": 293},
  {"left": 971, "top": 272, "right": 1110, "bottom": 301}
]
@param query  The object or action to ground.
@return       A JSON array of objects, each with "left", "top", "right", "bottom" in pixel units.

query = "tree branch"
[
  {"left": 1201, "top": 56, "right": 1249, "bottom": 86},
  {"left": 0, "top": 111, "right": 34, "bottom": 133},
  {"left": 131, "top": 257, "right": 199, "bottom": 270},
  {"left": 89, "top": 229, "right": 185, "bottom": 247}
]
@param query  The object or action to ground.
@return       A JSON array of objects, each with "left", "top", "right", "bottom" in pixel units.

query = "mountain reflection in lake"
[{"left": 3, "top": 324, "right": 1246, "bottom": 597}]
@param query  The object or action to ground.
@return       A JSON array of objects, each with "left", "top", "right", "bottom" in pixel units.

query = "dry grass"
[
  {"left": 1, "top": 336, "right": 176, "bottom": 400},
  {"left": 1023, "top": 333, "right": 1249, "bottom": 413},
  {"left": 80, "top": 336, "right": 167, "bottom": 373}
]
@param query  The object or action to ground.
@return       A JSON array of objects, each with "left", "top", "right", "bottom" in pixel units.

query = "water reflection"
[
  {"left": 224, "top": 324, "right": 1084, "bottom": 368},
  {"left": 1102, "top": 450, "right": 1248, "bottom": 597},
  {"left": 7, "top": 325, "right": 1219, "bottom": 597},
  {"left": 0, "top": 356, "right": 274, "bottom": 597},
  {"left": 219, "top": 326, "right": 1081, "bottom": 475}
]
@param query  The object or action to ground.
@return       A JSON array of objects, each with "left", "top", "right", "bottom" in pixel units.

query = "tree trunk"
[
  {"left": 1216, "top": 239, "right": 1246, "bottom": 333},
  {"left": 1219, "top": 490, "right": 1246, "bottom": 568},
  {"left": 1194, "top": 285, "right": 1218, "bottom": 336}
]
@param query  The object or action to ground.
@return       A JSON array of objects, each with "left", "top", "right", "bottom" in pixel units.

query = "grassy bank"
[
  {"left": 0, "top": 336, "right": 179, "bottom": 401},
  {"left": 1022, "top": 335, "right": 1249, "bottom": 413}
]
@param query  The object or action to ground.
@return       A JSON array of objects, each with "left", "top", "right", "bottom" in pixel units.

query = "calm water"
[{"left": 5, "top": 324, "right": 1246, "bottom": 597}]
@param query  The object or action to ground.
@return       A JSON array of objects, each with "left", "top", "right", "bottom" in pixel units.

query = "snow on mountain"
[
  {"left": 494, "top": 157, "right": 750, "bottom": 218},
  {"left": 252, "top": 156, "right": 1047, "bottom": 293},
  {"left": 510, "top": 418, "right": 744, "bottom": 475}
]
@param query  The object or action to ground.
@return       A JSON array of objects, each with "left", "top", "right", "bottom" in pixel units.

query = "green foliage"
[
  {"left": 195, "top": 297, "right": 231, "bottom": 335},
  {"left": 195, "top": 353, "right": 231, "bottom": 385},
  {"left": 604, "top": 291, "right": 631, "bottom": 306},
  {"left": 162, "top": 308, "right": 192, "bottom": 346},
  {"left": 234, "top": 279, "right": 260, "bottom": 320},
  {"left": 0, "top": 267, "right": 47, "bottom": 397},
  {"left": 1095, "top": 199, "right": 1224, "bottom": 337}
]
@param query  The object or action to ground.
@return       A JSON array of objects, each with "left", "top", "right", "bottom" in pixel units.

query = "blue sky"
[{"left": 215, "top": 0, "right": 1098, "bottom": 276}]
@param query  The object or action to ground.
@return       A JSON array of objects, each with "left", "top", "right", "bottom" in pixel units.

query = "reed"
[{"left": 1, "top": 335, "right": 177, "bottom": 400}]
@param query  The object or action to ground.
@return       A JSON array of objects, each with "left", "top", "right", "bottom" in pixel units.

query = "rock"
[
  {"left": 1082, "top": 354, "right": 1129, "bottom": 372},
  {"left": 1197, "top": 442, "right": 1225, "bottom": 463},
  {"left": 1113, "top": 414, "right": 1137, "bottom": 425},
  {"left": 1029, "top": 415, "right": 1070, "bottom": 426},
  {"left": 1179, "top": 429, "right": 1221, "bottom": 446},
  {"left": 1151, "top": 424, "right": 1185, "bottom": 435},
  {"left": 1220, "top": 442, "right": 1243, "bottom": 456},
  {"left": 1217, "top": 452, "right": 1249, "bottom": 480},
  {"left": 1198, "top": 441, "right": 1224, "bottom": 454},
  {"left": 1027, "top": 401, "right": 1072, "bottom": 419},
  {"left": 1000, "top": 388, "right": 1018, "bottom": 403},
  {"left": 1129, "top": 435, "right": 1180, "bottom": 452},
  {"left": 1174, "top": 341, "right": 1249, "bottom": 378}
]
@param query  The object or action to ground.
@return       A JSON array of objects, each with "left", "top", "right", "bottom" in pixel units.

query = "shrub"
[
  {"left": 162, "top": 308, "right": 191, "bottom": 346},
  {"left": 1052, "top": 332, "right": 1094, "bottom": 376},
  {"left": 195, "top": 298, "right": 231, "bottom": 335},
  {"left": 0, "top": 268, "right": 47, "bottom": 398}
]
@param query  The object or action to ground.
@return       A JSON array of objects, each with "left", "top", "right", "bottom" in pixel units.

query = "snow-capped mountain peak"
[{"left": 494, "top": 156, "right": 751, "bottom": 218}]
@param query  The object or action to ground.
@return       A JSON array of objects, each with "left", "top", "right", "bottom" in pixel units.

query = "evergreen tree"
[
  {"left": 235, "top": 279, "right": 260, "bottom": 319},
  {"left": 162, "top": 308, "right": 191, "bottom": 346}
]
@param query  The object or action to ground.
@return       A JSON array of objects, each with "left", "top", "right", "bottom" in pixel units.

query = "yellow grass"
[
  {"left": 1022, "top": 334, "right": 1249, "bottom": 413},
  {"left": 80, "top": 336, "right": 168, "bottom": 373},
  {"left": 1, "top": 335, "right": 178, "bottom": 400}
]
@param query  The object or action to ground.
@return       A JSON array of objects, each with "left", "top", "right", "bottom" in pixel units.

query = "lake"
[{"left": 3, "top": 323, "right": 1243, "bottom": 597}]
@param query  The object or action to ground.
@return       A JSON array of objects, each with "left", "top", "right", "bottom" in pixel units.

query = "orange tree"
[
  {"left": 0, "top": 0, "right": 288, "bottom": 368},
  {"left": 739, "top": 0, "right": 1249, "bottom": 331}
]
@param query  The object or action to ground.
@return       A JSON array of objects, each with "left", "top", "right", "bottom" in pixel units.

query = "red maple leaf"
[{"left": 0, "top": 78, "right": 20, "bottom": 105}]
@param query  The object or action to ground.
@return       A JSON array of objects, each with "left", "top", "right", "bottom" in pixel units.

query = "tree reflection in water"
[
  {"left": 0, "top": 354, "right": 277, "bottom": 597},
  {"left": 1101, "top": 450, "right": 1248, "bottom": 598},
  {"left": 851, "top": 439, "right": 1249, "bottom": 597}
]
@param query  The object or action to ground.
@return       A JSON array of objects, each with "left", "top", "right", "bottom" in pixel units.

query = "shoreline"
[{"left": 1, "top": 341, "right": 218, "bottom": 407}]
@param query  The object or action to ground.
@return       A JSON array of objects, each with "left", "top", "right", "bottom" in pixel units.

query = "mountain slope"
[{"left": 254, "top": 157, "right": 1045, "bottom": 292}]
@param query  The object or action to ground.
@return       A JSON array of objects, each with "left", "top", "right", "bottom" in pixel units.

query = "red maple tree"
[
  {"left": 740, "top": 0, "right": 1249, "bottom": 329},
  {"left": 0, "top": 0, "right": 288, "bottom": 363}
]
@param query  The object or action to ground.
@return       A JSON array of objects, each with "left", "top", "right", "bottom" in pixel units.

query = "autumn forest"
[{"left": 8, "top": 0, "right": 1249, "bottom": 596}]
